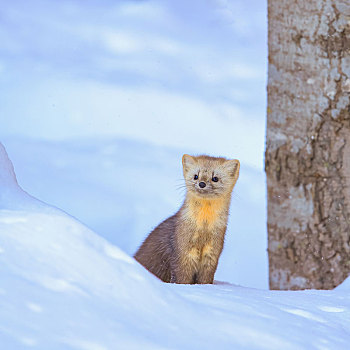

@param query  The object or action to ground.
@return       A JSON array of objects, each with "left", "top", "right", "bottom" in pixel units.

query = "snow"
[
  {"left": 2, "top": 137, "right": 267, "bottom": 289},
  {"left": 1, "top": 143, "right": 350, "bottom": 349},
  {"left": 0, "top": 0, "right": 266, "bottom": 170},
  {"left": 1, "top": 0, "right": 350, "bottom": 348},
  {"left": 0, "top": 0, "right": 268, "bottom": 289}
]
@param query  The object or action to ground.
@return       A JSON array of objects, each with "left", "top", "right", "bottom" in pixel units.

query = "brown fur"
[{"left": 134, "top": 154, "right": 240, "bottom": 284}]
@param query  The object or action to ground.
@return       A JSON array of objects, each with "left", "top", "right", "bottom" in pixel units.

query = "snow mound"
[
  {"left": 2, "top": 142, "right": 350, "bottom": 350},
  {"left": 0, "top": 143, "right": 180, "bottom": 349},
  {"left": 0, "top": 143, "right": 47, "bottom": 211},
  {"left": 0, "top": 142, "right": 17, "bottom": 188}
]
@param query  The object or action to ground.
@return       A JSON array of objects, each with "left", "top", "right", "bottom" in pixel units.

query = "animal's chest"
[
  {"left": 187, "top": 199, "right": 228, "bottom": 248},
  {"left": 178, "top": 199, "right": 228, "bottom": 261},
  {"left": 189, "top": 199, "right": 227, "bottom": 231}
]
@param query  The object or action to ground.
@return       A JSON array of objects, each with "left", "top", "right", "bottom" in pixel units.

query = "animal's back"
[{"left": 134, "top": 213, "right": 178, "bottom": 282}]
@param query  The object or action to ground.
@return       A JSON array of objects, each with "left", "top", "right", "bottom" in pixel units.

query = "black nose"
[{"left": 199, "top": 182, "right": 206, "bottom": 188}]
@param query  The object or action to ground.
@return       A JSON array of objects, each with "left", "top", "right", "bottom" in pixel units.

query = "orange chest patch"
[{"left": 189, "top": 198, "right": 226, "bottom": 227}]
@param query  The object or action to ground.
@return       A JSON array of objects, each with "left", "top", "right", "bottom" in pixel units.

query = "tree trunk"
[{"left": 266, "top": 0, "right": 350, "bottom": 290}]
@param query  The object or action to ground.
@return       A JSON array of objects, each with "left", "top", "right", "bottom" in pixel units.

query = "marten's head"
[{"left": 182, "top": 154, "right": 240, "bottom": 199}]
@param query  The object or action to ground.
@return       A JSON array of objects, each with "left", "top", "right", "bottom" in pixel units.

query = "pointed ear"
[
  {"left": 225, "top": 159, "right": 240, "bottom": 184},
  {"left": 182, "top": 154, "right": 196, "bottom": 173}
]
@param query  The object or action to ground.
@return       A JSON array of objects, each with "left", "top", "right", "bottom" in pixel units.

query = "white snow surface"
[{"left": 1, "top": 143, "right": 350, "bottom": 350}]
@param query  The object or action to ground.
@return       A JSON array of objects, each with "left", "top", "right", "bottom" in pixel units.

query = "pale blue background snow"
[{"left": 0, "top": 0, "right": 267, "bottom": 288}]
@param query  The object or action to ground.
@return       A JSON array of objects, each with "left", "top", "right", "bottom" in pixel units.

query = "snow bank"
[
  {"left": 0, "top": 143, "right": 54, "bottom": 213},
  {"left": 0, "top": 143, "right": 38, "bottom": 211},
  {"left": 2, "top": 142, "right": 350, "bottom": 350},
  {"left": 3, "top": 137, "right": 267, "bottom": 289},
  {"left": 0, "top": 142, "right": 182, "bottom": 349}
]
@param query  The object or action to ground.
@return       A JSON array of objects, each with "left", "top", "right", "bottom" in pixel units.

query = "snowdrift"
[
  {"left": 0, "top": 143, "right": 184, "bottom": 349},
  {"left": 1, "top": 142, "right": 350, "bottom": 350}
]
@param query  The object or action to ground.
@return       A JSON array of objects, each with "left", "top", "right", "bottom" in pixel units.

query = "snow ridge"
[{"left": 1, "top": 142, "right": 350, "bottom": 349}]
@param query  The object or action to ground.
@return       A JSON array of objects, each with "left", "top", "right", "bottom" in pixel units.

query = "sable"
[{"left": 134, "top": 154, "right": 240, "bottom": 284}]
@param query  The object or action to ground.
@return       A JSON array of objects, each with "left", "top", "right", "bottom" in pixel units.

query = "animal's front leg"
[
  {"left": 172, "top": 247, "right": 199, "bottom": 284},
  {"left": 197, "top": 243, "right": 220, "bottom": 284}
]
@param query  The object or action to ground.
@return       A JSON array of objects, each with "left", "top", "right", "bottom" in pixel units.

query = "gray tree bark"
[{"left": 266, "top": 0, "right": 350, "bottom": 290}]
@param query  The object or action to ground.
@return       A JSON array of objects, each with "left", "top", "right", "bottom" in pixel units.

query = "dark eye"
[
  {"left": 194, "top": 174, "right": 198, "bottom": 180},
  {"left": 212, "top": 176, "right": 219, "bottom": 182}
]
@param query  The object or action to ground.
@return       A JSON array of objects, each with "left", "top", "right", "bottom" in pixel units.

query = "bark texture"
[{"left": 266, "top": 0, "right": 350, "bottom": 290}]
